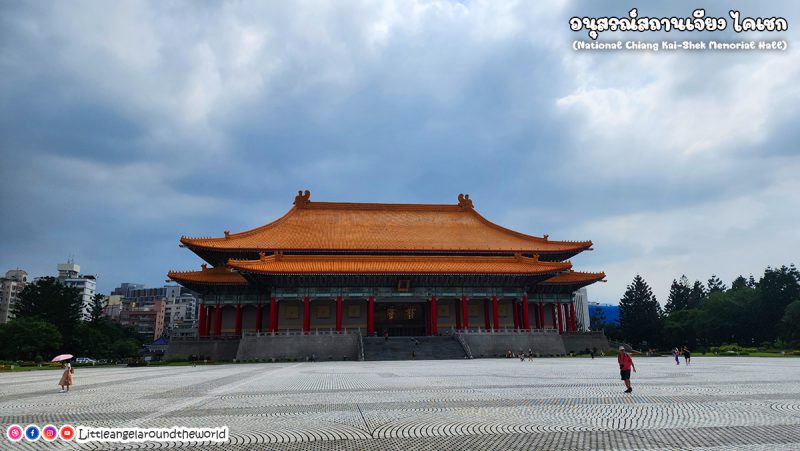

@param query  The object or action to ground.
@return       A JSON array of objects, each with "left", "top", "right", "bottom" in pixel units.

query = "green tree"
[
  {"left": 731, "top": 275, "right": 750, "bottom": 291},
  {"left": 619, "top": 275, "right": 663, "bottom": 348},
  {"left": 12, "top": 277, "right": 82, "bottom": 347},
  {"left": 688, "top": 280, "right": 706, "bottom": 309},
  {"left": 89, "top": 294, "right": 106, "bottom": 323},
  {"left": 781, "top": 300, "right": 800, "bottom": 340},
  {"left": 590, "top": 306, "right": 606, "bottom": 330},
  {"left": 665, "top": 275, "right": 691, "bottom": 315},
  {"left": 0, "top": 318, "right": 63, "bottom": 361},
  {"left": 112, "top": 339, "right": 140, "bottom": 359},
  {"left": 757, "top": 265, "right": 800, "bottom": 340},
  {"left": 663, "top": 308, "right": 701, "bottom": 348},
  {"left": 707, "top": 274, "right": 727, "bottom": 294}
]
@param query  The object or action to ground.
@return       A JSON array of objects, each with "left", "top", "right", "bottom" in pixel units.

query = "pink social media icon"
[
  {"left": 42, "top": 425, "right": 58, "bottom": 441},
  {"left": 6, "top": 424, "right": 23, "bottom": 441}
]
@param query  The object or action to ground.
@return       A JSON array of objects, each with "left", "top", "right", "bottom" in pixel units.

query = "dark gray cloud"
[{"left": 1, "top": 0, "right": 798, "bottom": 302}]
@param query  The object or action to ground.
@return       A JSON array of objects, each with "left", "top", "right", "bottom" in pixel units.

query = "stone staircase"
[{"left": 362, "top": 336, "right": 468, "bottom": 361}]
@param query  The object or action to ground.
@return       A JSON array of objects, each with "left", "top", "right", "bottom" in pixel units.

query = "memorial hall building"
[{"left": 166, "top": 192, "right": 607, "bottom": 361}]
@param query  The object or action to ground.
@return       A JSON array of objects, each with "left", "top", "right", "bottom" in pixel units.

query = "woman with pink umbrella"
[{"left": 52, "top": 354, "right": 74, "bottom": 393}]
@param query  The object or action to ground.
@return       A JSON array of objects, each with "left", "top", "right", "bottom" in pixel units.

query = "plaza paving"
[{"left": 2, "top": 357, "right": 800, "bottom": 450}]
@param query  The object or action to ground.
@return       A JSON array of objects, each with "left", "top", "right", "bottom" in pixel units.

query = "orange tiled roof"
[
  {"left": 228, "top": 253, "right": 572, "bottom": 275},
  {"left": 541, "top": 270, "right": 606, "bottom": 285},
  {"left": 180, "top": 192, "right": 592, "bottom": 254},
  {"left": 167, "top": 264, "right": 248, "bottom": 285}
]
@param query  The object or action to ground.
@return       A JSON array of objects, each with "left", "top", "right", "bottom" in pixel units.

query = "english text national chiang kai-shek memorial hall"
[{"left": 165, "top": 192, "right": 608, "bottom": 361}]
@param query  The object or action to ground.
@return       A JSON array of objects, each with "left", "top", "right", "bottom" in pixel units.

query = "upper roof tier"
[{"left": 180, "top": 191, "right": 592, "bottom": 256}]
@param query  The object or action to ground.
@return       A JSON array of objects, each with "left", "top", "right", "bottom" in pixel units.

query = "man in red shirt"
[{"left": 618, "top": 346, "right": 636, "bottom": 393}]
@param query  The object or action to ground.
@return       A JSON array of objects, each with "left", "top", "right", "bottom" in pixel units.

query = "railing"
[
  {"left": 242, "top": 328, "right": 362, "bottom": 338},
  {"left": 454, "top": 333, "right": 473, "bottom": 359},
  {"left": 454, "top": 327, "right": 560, "bottom": 335},
  {"left": 357, "top": 333, "right": 365, "bottom": 361}
]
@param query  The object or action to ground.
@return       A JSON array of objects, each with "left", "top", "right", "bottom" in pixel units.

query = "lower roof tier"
[{"left": 168, "top": 255, "right": 604, "bottom": 293}]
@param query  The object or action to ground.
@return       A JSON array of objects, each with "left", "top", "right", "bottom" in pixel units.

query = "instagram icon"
[{"left": 42, "top": 425, "right": 59, "bottom": 442}]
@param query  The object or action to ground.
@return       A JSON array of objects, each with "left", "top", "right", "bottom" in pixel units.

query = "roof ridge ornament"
[
  {"left": 543, "top": 234, "right": 549, "bottom": 241},
  {"left": 201, "top": 263, "right": 208, "bottom": 270},
  {"left": 294, "top": 190, "right": 311, "bottom": 207},
  {"left": 224, "top": 230, "right": 230, "bottom": 239},
  {"left": 457, "top": 193, "right": 474, "bottom": 209}
]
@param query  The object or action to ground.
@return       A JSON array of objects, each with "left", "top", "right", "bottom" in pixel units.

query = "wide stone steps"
[{"left": 363, "top": 336, "right": 467, "bottom": 361}]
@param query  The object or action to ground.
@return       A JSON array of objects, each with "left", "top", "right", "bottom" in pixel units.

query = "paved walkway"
[{"left": 2, "top": 357, "right": 800, "bottom": 450}]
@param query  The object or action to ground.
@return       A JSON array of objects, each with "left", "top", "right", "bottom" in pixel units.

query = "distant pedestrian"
[
  {"left": 589, "top": 349, "right": 595, "bottom": 360},
  {"left": 384, "top": 331, "right": 389, "bottom": 341},
  {"left": 58, "top": 363, "right": 73, "bottom": 393},
  {"left": 617, "top": 346, "right": 636, "bottom": 393},
  {"left": 527, "top": 349, "right": 534, "bottom": 361},
  {"left": 672, "top": 348, "right": 680, "bottom": 365},
  {"left": 682, "top": 346, "right": 691, "bottom": 365}
]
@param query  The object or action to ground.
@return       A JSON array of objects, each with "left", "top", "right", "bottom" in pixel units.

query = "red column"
[
  {"left": 268, "top": 296, "right": 277, "bottom": 333},
  {"left": 198, "top": 303, "right": 207, "bottom": 337},
  {"left": 430, "top": 295, "right": 438, "bottom": 335},
  {"left": 492, "top": 295, "right": 499, "bottom": 330},
  {"left": 235, "top": 304, "right": 242, "bottom": 336},
  {"left": 563, "top": 304, "right": 569, "bottom": 333},
  {"left": 213, "top": 304, "right": 222, "bottom": 337},
  {"left": 539, "top": 303, "right": 545, "bottom": 329},
  {"left": 461, "top": 296, "right": 469, "bottom": 330},
  {"left": 303, "top": 296, "right": 310, "bottom": 334},
  {"left": 512, "top": 301, "right": 520, "bottom": 329},
  {"left": 204, "top": 306, "right": 211, "bottom": 336},
  {"left": 367, "top": 295, "right": 375, "bottom": 336},
  {"left": 522, "top": 295, "right": 530, "bottom": 331},
  {"left": 570, "top": 302, "right": 577, "bottom": 332},
  {"left": 483, "top": 299, "right": 490, "bottom": 329},
  {"left": 336, "top": 295, "right": 342, "bottom": 332},
  {"left": 454, "top": 299, "right": 462, "bottom": 329},
  {"left": 425, "top": 300, "right": 431, "bottom": 336},
  {"left": 255, "top": 303, "right": 263, "bottom": 333}
]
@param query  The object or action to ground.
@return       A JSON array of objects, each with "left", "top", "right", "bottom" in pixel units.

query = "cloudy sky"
[{"left": 1, "top": 0, "right": 798, "bottom": 304}]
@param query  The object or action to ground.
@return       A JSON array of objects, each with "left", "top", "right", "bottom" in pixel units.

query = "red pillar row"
[
  {"left": 234, "top": 304, "right": 242, "bottom": 336},
  {"left": 303, "top": 296, "right": 310, "bottom": 334},
  {"left": 367, "top": 295, "right": 375, "bottom": 336},
  {"left": 335, "top": 295, "right": 343, "bottom": 332},
  {"left": 522, "top": 295, "right": 530, "bottom": 331},
  {"left": 268, "top": 296, "right": 277, "bottom": 333},
  {"left": 430, "top": 295, "right": 438, "bottom": 335},
  {"left": 492, "top": 295, "right": 499, "bottom": 330},
  {"left": 213, "top": 304, "right": 222, "bottom": 337},
  {"left": 198, "top": 303, "right": 207, "bottom": 337}
]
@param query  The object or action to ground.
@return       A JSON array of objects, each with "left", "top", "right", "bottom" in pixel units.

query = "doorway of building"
[{"left": 374, "top": 303, "right": 426, "bottom": 336}]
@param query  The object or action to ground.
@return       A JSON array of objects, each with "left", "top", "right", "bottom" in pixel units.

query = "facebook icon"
[{"left": 24, "top": 425, "right": 40, "bottom": 441}]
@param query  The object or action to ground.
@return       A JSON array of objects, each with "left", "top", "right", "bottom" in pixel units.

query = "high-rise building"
[
  {"left": 109, "top": 282, "right": 198, "bottom": 335},
  {"left": 119, "top": 299, "right": 166, "bottom": 340},
  {"left": 58, "top": 261, "right": 96, "bottom": 320},
  {"left": 0, "top": 269, "right": 27, "bottom": 324}
]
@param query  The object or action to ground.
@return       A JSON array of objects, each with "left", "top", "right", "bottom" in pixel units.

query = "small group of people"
[
  {"left": 58, "top": 362, "right": 74, "bottom": 393},
  {"left": 672, "top": 346, "right": 692, "bottom": 365},
  {"left": 505, "top": 349, "right": 534, "bottom": 361}
]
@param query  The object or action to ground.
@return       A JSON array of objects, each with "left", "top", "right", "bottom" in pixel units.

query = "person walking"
[
  {"left": 58, "top": 363, "right": 73, "bottom": 393},
  {"left": 682, "top": 346, "right": 691, "bottom": 365},
  {"left": 673, "top": 347, "right": 680, "bottom": 365},
  {"left": 527, "top": 348, "right": 534, "bottom": 361},
  {"left": 617, "top": 346, "right": 636, "bottom": 393}
]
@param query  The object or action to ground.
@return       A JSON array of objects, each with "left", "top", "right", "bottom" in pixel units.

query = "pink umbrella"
[{"left": 51, "top": 354, "right": 73, "bottom": 362}]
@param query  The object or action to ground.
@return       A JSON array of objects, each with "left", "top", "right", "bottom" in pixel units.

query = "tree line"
[
  {"left": 595, "top": 264, "right": 800, "bottom": 351},
  {"left": 0, "top": 277, "right": 142, "bottom": 362}
]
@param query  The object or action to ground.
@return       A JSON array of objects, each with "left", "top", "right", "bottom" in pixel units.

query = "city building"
[
  {"left": 589, "top": 302, "right": 620, "bottom": 326},
  {"left": 0, "top": 269, "right": 27, "bottom": 324},
  {"left": 167, "top": 192, "right": 606, "bottom": 360},
  {"left": 109, "top": 282, "right": 198, "bottom": 335},
  {"left": 119, "top": 299, "right": 166, "bottom": 340},
  {"left": 57, "top": 261, "right": 96, "bottom": 320}
]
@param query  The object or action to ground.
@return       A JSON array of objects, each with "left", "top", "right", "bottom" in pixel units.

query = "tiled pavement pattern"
[{"left": 1, "top": 357, "right": 800, "bottom": 450}]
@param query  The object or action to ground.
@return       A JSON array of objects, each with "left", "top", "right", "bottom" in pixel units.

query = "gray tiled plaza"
[{"left": 2, "top": 357, "right": 800, "bottom": 450}]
